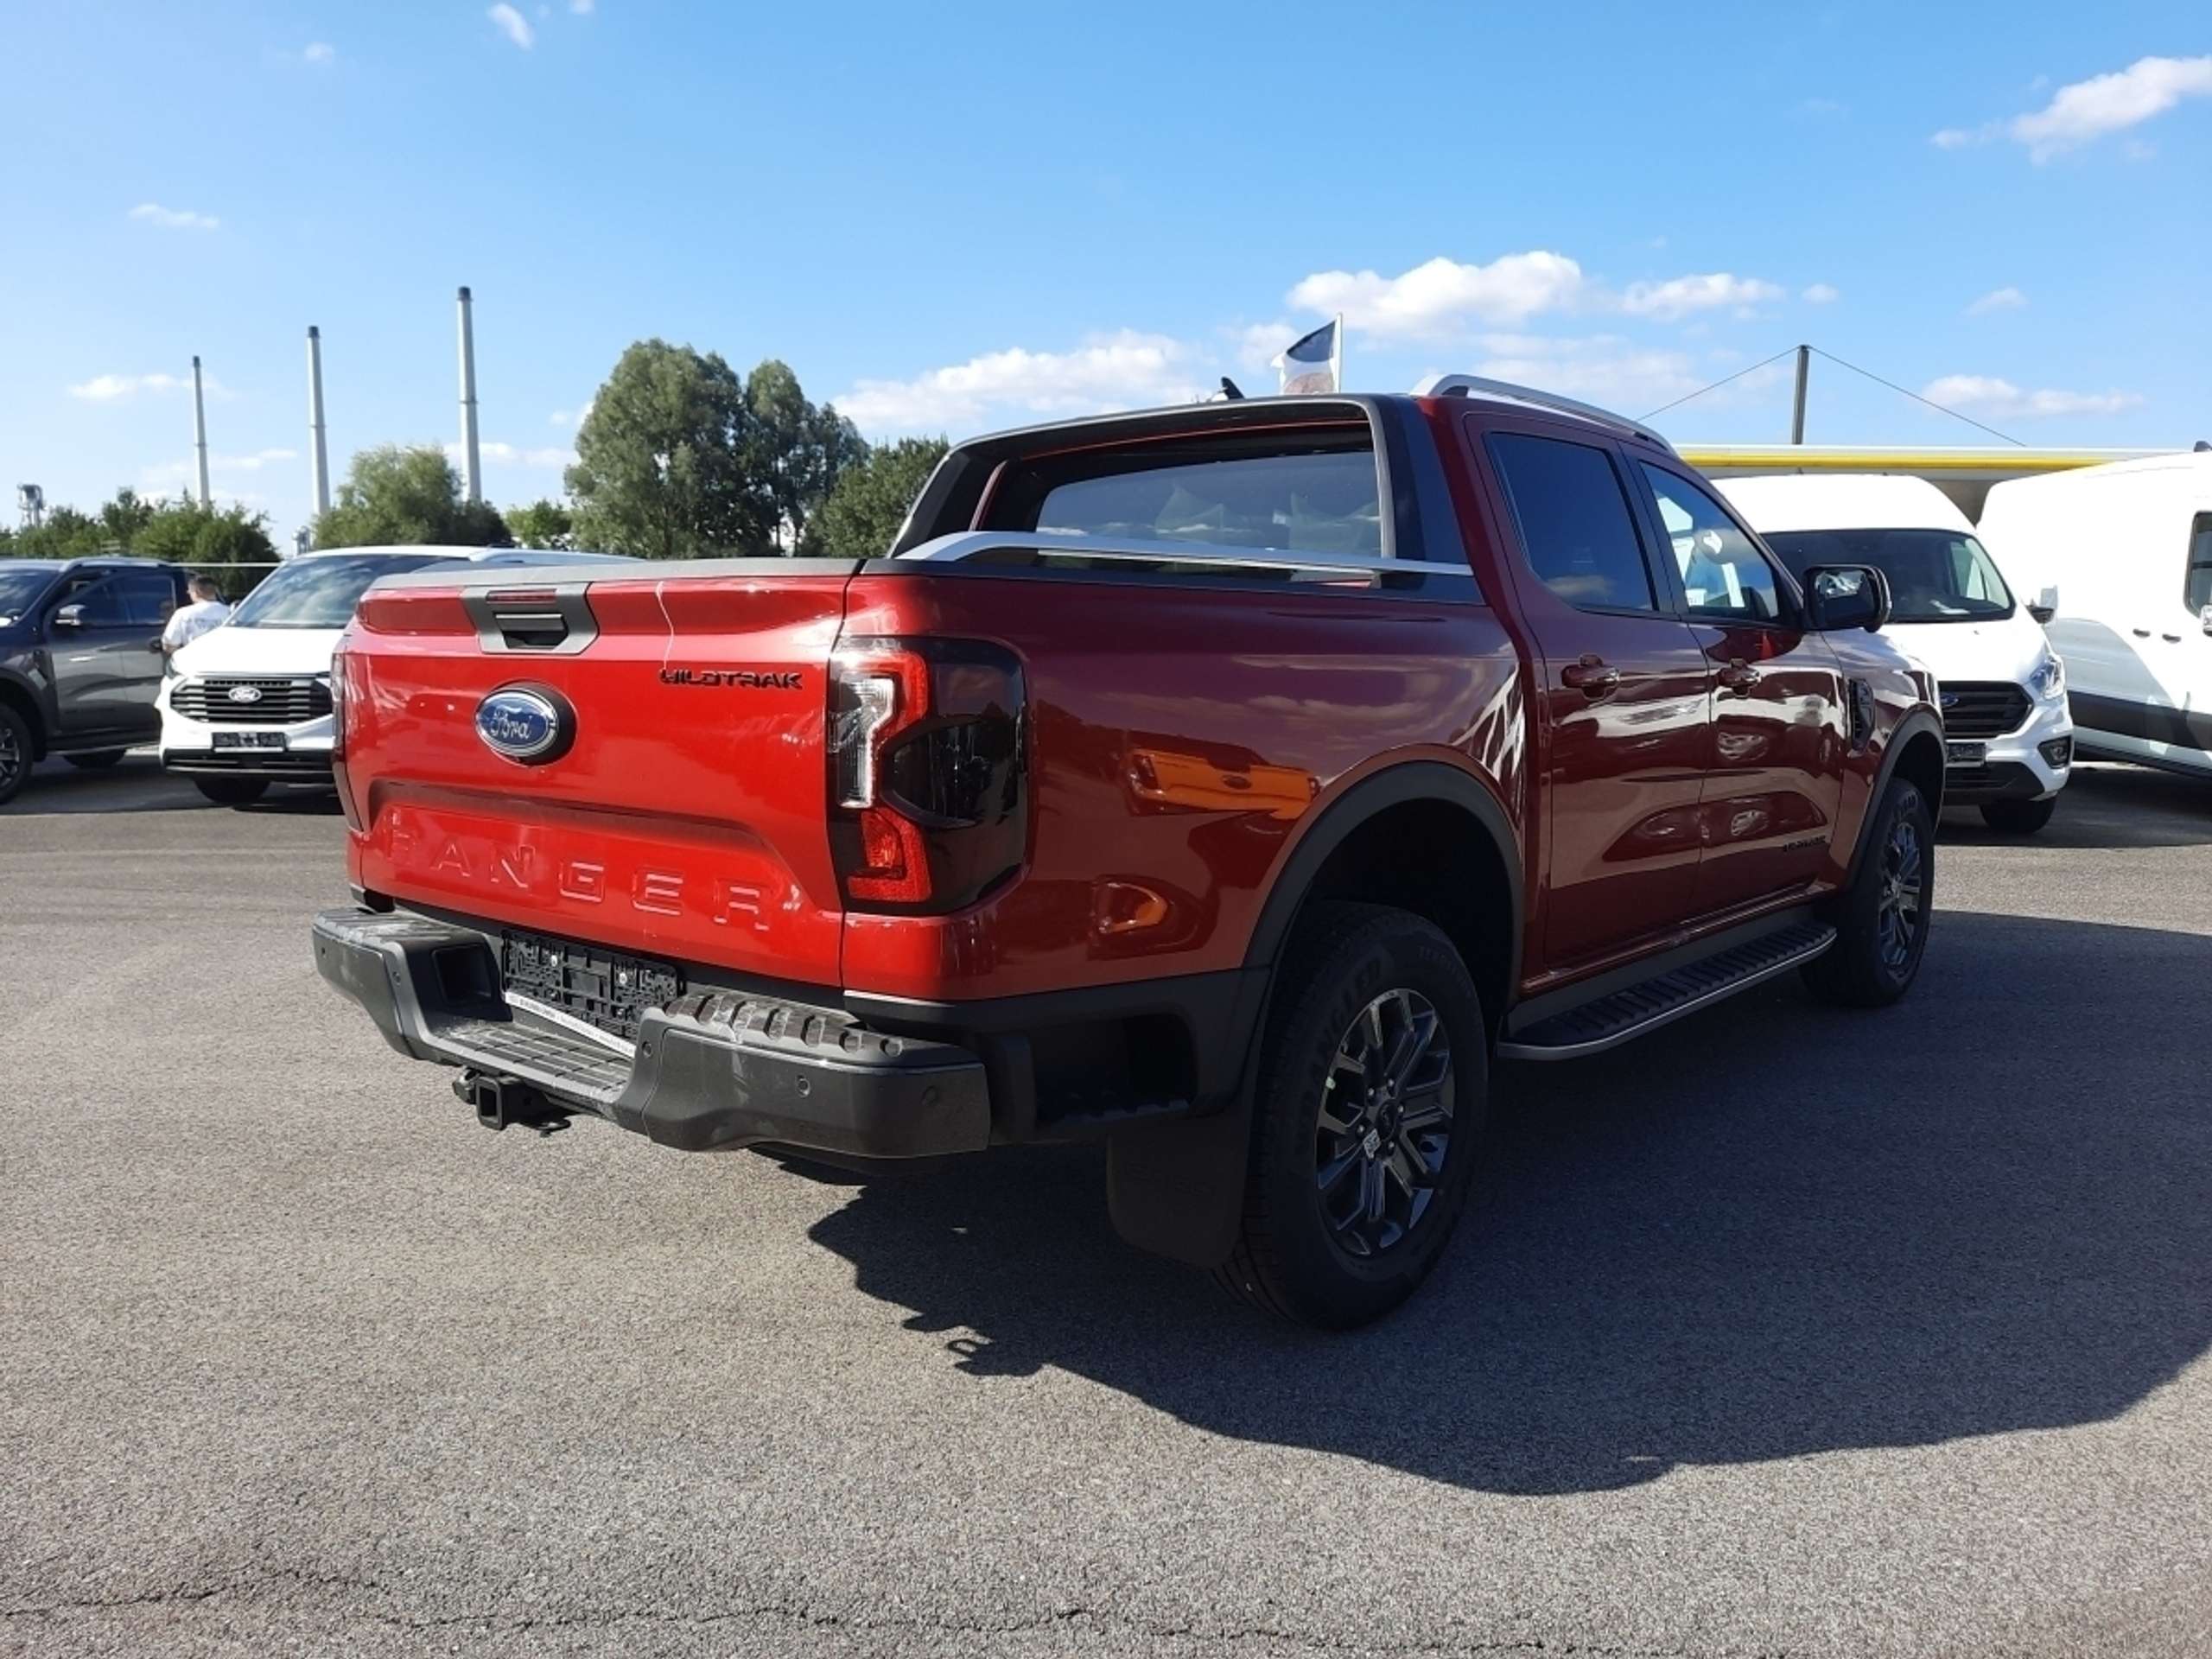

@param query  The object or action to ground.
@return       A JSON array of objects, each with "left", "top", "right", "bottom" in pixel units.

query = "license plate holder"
[
  {"left": 501, "top": 931, "right": 684, "bottom": 1043},
  {"left": 213, "top": 730, "right": 287, "bottom": 751},
  {"left": 1945, "top": 739, "right": 1987, "bottom": 766}
]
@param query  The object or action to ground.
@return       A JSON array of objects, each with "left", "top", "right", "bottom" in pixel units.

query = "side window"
[
  {"left": 1640, "top": 465, "right": 1786, "bottom": 624},
  {"left": 65, "top": 577, "right": 130, "bottom": 628},
  {"left": 1485, "top": 433, "right": 1655, "bottom": 612},
  {"left": 2186, "top": 513, "right": 2212, "bottom": 613},
  {"left": 119, "top": 573, "right": 177, "bottom": 626}
]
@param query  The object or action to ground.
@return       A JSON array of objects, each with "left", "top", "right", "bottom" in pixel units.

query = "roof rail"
[{"left": 1411, "top": 372, "right": 1676, "bottom": 454}]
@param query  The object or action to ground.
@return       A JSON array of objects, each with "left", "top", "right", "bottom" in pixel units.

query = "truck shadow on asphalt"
[{"left": 807, "top": 909, "right": 2211, "bottom": 1496}]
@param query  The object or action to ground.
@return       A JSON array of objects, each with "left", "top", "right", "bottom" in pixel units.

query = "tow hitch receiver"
[{"left": 455, "top": 1070, "right": 573, "bottom": 1135}]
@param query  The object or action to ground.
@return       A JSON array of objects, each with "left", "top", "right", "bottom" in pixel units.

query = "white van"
[
  {"left": 159, "top": 544, "right": 630, "bottom": 805},
  {"left": 1977, "top": 452, "right": 2212, "bottom": 779},
  {"left": 1719, "top": 474, "right": 2073, "bottom": 834}
]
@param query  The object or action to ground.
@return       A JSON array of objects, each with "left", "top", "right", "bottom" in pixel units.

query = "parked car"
[
  {"left": 1977, "top": 451, "right": 2212, "bottom": 779},
  {"left": 0, "top": 557, "right": 194, "bottom": 808},
  {"left": 1719, "top": 473, "right": 2072, "bottom": 835},
  {"left": 160, "top": 544, "right": 634, "bottom": 806},
  {"left": 310, "top": 380, "right": 1944, "bottom": 1327}
]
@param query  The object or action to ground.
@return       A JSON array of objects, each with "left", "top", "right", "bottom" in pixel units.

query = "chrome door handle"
[
  {"left": 1560, "top": 655, "right": 1621, "bottom": 696},
  {"left": 2131, "top": 627, "right": 2152, "bottom": 638},
  {"left": 1716, "top": 660, "right": 1762, "bottom": 695},
  {"left": 2160, "top": 633, "right": 2182, "bottom": 643}
]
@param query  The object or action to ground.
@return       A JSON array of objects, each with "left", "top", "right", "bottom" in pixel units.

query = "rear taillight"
[
  {"left": 329, "top": 642, "right": 364, "bottom": 833},
  {"left": 828, "top": 639, "right": 1027, "bottom": 912}
]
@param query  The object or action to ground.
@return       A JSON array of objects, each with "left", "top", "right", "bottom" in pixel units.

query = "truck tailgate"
[{"left": 340, "top": 563, "right": 855, "bottom": 988}]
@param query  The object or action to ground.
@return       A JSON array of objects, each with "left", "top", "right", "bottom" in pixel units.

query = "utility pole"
[
  {"left": 191, "top": 356, "right": 213, "bottom": 506},
  {"left": 456, "top": 285, "right": 482, "bottom": 504},
  {"left": 1789, "top": 344, "right": 1809, "bottom": 445},
  {"left": 307, "top": 326, "right": 332, "bottom": 518}
]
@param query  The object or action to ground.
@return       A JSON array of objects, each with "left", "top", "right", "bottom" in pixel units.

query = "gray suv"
[{"left": 0, "top": 558, "right": 194, "bottom": 807}]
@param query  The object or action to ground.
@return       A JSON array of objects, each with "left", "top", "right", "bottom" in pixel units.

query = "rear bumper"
[{"left": 309, "top": 907, "right": 991, "bottom": 1159}]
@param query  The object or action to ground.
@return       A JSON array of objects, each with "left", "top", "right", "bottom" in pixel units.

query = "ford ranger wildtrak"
[{"left": 311, "top": 377, "right": 1943, "bottom": 1326}]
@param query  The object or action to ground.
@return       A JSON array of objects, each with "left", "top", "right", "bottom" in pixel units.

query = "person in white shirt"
[{"left": 159, "top": 577, "right": 231, "bottom": 656}]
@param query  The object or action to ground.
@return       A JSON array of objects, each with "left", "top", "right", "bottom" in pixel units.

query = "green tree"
[
  {"left": 135, "top": 502, "right": 278, "bottom": 596},
  {"left": 742, "top": 359, "right": 868, "bottom": 550},
  {"left": 505, "top": 498, "right": 575, "bottom": 550},
  {"left": 2, "top": 505, "right": 107, "bottom": 562},
  {"left": 99, "top": 487, "right": 159, "bottom": 548},
  {"left": 567, "top": 340, "right": 763, "bottom": 559},
  {"left": 800, "top": 437, "right": 949, "bottom": 559},
  {"left": 313, "top": 445, "right": 511, "bottom": 550}
]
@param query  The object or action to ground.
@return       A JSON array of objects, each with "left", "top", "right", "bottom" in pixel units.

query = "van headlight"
[{"left": 2029, "top": 647, "right": 2065, "bottom": 702}]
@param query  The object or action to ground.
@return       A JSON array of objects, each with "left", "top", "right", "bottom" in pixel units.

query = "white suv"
[
  {"left": 159, "top": 545, "right": 628, "bottom": 805},
  {"left": 1719, "top": 474, "right": 2073, "bottom": 835}
]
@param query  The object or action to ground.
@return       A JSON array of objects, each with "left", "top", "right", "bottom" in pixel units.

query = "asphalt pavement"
[{"left": 4, "top": 752, "right": 2209, "bottom": 1657}]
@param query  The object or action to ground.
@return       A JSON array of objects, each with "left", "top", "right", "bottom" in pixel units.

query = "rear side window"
[
  {"left": 1485, "top": 433, "right": 1655, "bottom": 612},
  {"left": 988, "top": 433, "right": 1383, "bottom": 558},
  {"left": 2187, "top": 512, "right": 2212, "bottom": 613}
]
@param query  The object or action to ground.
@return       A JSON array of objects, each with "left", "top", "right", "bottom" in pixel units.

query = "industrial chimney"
[
  {"left": 191, "top": 356, "right": 212, "bottom": 508},
  {"left": 307, "top": 327, "right": 331, "bottom": 518},
  {"left": 456, "top": 285, "right": 482, "bottom": 504}
]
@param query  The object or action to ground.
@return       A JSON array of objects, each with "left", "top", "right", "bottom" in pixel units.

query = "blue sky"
[{"left": 3, "top": 2, "right": 2206, "bottom": 539}]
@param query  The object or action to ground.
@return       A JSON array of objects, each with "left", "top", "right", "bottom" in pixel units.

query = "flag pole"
[{"left": 1331, "top": 313, "right": 1344, "bottom": 393}]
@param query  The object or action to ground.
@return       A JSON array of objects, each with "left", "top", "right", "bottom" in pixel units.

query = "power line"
[
  {"left": 1808, "top": 346, "right": 2026, "bottom": 447},
  {"left": 1637, "top": 348, "right": 1801, "bottom": 422}
]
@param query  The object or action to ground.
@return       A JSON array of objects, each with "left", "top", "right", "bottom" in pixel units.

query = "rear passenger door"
[
  {"left": 1472, "top": 418, "right": 1711, "bottom": 970},
  {"left": 1630, "top": 463, "right": 1849, "bottom": 916}
]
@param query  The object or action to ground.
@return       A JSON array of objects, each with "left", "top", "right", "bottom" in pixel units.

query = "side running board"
[{"left": 1497, "top": 918, "right": 1836, "bottom": 1061}]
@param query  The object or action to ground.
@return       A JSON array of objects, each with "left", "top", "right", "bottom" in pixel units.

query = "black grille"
[
  {"left": 1939, "top": 681, "right": 2031, "bottom": 740},
  {"left": 170, "top": 677, "right": 333, "bottom": 726},
  {"left": 502, "top": 931, "right": 684, "bottom": 1044}
]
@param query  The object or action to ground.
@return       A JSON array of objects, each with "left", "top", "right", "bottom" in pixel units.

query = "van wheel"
[
  {"left": 0, "top": 704, "right": 32, "bottom": 806},
  {"left": 193, "top": 778, "right": 269, "bottom": 807},
  {"left": 64, "top": 749, "right": 128, "bottom": 770},
  {"left": 1214, "top": 902, "right": 1486, "bottom": 1329},
  {"left": 1804, "top": 776, "right": 1934, "bottom": 1008},
  {"left": 1980, "top": 797, "right": 2056, "bottom": 836}
]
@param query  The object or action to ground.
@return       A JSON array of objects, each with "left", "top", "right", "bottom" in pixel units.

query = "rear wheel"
[
  {"left": 1215, "top": 902, "right": 1486, "bottom": 1329},
  {"left": 64, "top": 749, "right": 127, "bottom": 771},
  {"left": 1979, "top": 797, "right": 2056, "bottom": 836},
  {"left": 192, "top": 777, "right": 269, "bottom": 807},
  {"left": 1803, "top": 776, "right": 1934, "bottom": 1008},
  {"left": 0, "top": 705, "right": 32, "bottom": 807}
]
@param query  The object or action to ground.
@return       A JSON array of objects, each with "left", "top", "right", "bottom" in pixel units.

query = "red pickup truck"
[{"left": 313, "top": 379, "right": 1942, "bottom": 1326}]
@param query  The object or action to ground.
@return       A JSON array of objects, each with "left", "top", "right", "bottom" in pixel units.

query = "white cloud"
[
  {"left": 1224, "top": 321, "right": 1303, "bottom": 373},
  {"left": 449, "top": 440, "right": 574, "bottom": 468},
  {"left": 2010, "top": 54, "right": 2212, "bottom": 160},
  {"left": 1966, "top": 286, "right": 2028, "bottom": 316},
  {"left": 1617, "top": 272, "right": 1784, "bottom": 321},
  {"left": 129, "top": 202, "right": 218, "bottom": 232},
  {"left": 1464, "top": 334, "right": 1788, "bottom": 418},
  {"left": 1289, "top": 252, "right": 1586, "bottom": 339},
  {"left": 303, "top": 41, "right": 335, "bottom": 64},
  {"left": 1922, "top": 374, "right": 2142, "bottom": 419},
  {"left": 1930, "top": 125, "right": 1989, "bottom": 149},
  {"left": 69, "top": 371, "right": 232, "bottom": 403},
  {"left": 487, "top": 3, "right": 535, "bottom": 48},
  {"left": 570, "top": 0, "right": 594, "bottom": 10},
  {"left": 838, "top": 331, "right": 1205, "bottom": 435},
  {"left": 548, "top": 401, "right": 594, "bottom": 429},
  {"left": 141, "top": 450, "right": 297, "bottom": 490},
  {"left": 1802, "top": 283, "right": 1840, "bottom": 305}
]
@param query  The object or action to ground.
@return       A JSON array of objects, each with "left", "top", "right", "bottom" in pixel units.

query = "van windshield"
[
  {"left": 1761, "top": 528, "right": 2015, "bottom": 623},
  {"left": 227, "top": 554, "right": 452, "bottom": 630}
]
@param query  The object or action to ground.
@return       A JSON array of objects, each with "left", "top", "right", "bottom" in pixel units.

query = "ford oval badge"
[
  {"left": 474, "top": 686, "right": 572, "bottom": 764},
  {"left": 226, "top": 683, "right": 264, "bottom": 704}
]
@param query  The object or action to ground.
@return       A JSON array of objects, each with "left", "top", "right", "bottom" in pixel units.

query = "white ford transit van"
[
  {"left": 1720, "top": 474, "right": 2072, "bottom": 834},
  {"left": 1978, "top": 452, "right": 2212, "bottom": 780}
]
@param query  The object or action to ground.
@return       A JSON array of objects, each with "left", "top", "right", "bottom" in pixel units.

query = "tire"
[
  {"left": 1979, "top": 797, "right": 2056, "bottom": 836},
  {"left": 192, "top": 777, "right": 269, "bottom": 807},
  {"left": 0, "top": 704, "right": 32, "bottom": 808},
  {"left": 1214, "top": 901, "right": 1487, "bottom": 1329},
  {"left": 64, "top": 749, "right": 128, "bottom": 771},
  {"left": 1803, "top": 776, "right": 1934, "bottom": 1008}
]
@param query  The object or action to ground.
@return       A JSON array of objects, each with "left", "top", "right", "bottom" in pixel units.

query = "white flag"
[{"left": 1272, "top": 317, "right": 1342, "bottom": 395}]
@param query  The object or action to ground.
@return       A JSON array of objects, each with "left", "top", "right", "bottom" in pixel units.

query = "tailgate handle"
[{"left": 461, "top": 584, "right": 601, "bottom": 656}]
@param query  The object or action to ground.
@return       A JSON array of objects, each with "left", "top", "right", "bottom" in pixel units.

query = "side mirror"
[
  {"left": 50, "top": 603, "right": 85, "bottom": 631},
  {"left": 1802, "top": 564, "right": 1891, "bottom": 633},
  {"left": 2030, "top": 585, "right": 2058, "bottom": 626},
  {"left": 2201, "top": 604, "right": 2212, "bottom": 638}
]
